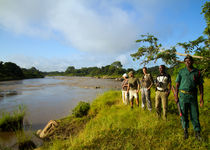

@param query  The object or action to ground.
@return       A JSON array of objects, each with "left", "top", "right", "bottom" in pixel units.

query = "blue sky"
[{"left": 0, "top": 0, "right": 207, "bottom": 71}]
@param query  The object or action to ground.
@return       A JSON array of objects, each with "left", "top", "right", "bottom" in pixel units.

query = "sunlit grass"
[
  {"left": 41, "top": 78, "right": 210, "bottom": 150},
  {"left": 0, "top": 105, "right": 26, "bottom": 131}
]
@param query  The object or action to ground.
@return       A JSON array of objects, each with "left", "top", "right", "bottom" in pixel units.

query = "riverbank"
[{"left": 38, "top": 79, "right": 210, "bottom": 150}]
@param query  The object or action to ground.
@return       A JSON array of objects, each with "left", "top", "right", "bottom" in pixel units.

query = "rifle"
[{"left": 171, "top": 86, "right": 182, "bottom": 117}]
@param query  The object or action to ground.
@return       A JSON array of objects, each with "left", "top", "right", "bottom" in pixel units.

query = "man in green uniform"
[
  {"left": 127, "top": 71, "right": 140, "bottom": 109},
  {"left": 175, "top": 56, "right": 204, "bottom": 140}
]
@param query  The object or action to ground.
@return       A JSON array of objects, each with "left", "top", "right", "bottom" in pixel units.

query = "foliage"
[
  {"left": 72, "top": 101, "right": 90, "bottom": 118},
  {"left": 110, "top": 61, "right": 123, "bottom": 68},
  {"left": 131, "top": 34, "right": 179, "bottom": 66},
  {"left": 0, "top": 61, "right": 24, "bottom": 80},
  {"left": 201, "top": 1, "right": 210, "bottom": 36},
  {"left": 47, "top": 61, "right": 127, "bottom": 78},
  {"left": 0, "top": 61, "right": 44, "bottom": 81},
  {"left": 22, "top": 67, "right": 44, "bottom": 79},
  {"left": 0, "top": 105, "right": 26, "bottom": 131},
  {"left": 131, "top": 2, "right": 210, "bottom": 77}
]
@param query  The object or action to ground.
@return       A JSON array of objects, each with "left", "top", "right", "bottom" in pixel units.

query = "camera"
[{"left": 157, "top": 82, "right": 164, "bottom": 88}]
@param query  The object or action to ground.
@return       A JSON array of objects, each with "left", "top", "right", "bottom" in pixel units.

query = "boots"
[
  {"left": 184, "top": 129, "right": 188, "bottom": 140},
  {"left": 195, "top": 131, "right": 201, "bottom": 141}
]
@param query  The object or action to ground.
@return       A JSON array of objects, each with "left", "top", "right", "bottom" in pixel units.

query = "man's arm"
[
  {"left": 137, "top": 79, "right": 140, "bottom": 93},
  {"left": 147, "top": 74, "right": 154, "bottom": 90},
  {"left": 127, "top": 83, "right": 130, "bottom": 93},
  {"left": 175, "top": 82, "right": 180, "bottom": 103},
  {"left": 167, "top": 75, "right": 172, "bottom": 96},
  {"left": 199, "top": 83, "right": 204, "bottom": 107}
]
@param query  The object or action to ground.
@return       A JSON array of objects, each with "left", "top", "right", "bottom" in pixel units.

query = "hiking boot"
[
  {"left": 195, "top": 131, "right": 201, "bottom": 141},
  {"left": 184, "top": 129, "right": 188, "bottom": 140}
]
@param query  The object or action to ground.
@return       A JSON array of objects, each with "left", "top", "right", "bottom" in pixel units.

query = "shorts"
[{"left": 129, "top": 90, "right": 138, "bottom": 100}]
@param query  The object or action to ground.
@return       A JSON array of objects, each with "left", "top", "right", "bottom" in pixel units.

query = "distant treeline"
[
  {"left": 45, "top": 61, "right": 173, "bottom": 78},
  {"left": 0, "top": 60, "right": 182, "bottom": 81},
  {"left": 0, "top": 61, "right": 44, "bottom": 81}
]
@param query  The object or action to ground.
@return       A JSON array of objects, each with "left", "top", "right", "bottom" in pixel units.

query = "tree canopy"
[
  {"left": 0, "top": 61, "right": 44, "bottom": 81},
  {"left": 131, "top": 2, "right": 210, "bottom": 77}
]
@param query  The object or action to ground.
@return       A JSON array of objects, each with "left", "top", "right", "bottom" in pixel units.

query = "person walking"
[
  {"left": 127, "top": 71, "right": 140, "bottom": 109},
  {"left": 175, "top": 55, "right": 204, "bottom": 140},
  {"left": 140, "top": 67, "right": 154, "bottom": 111},
  {"left": 155, "top": 65, "right": 171, "bottom": 120},
  {"left": 121, "top": 73, "right": 129, "bottom": 105}
]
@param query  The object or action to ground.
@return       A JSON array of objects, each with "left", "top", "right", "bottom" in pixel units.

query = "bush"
[{"left": 72, "top": 101, "right": 90, "bottom": 118}]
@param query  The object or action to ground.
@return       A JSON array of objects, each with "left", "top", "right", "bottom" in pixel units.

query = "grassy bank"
[
  {"left": 0, "top": 105, "right": 25, "bottom": 131},
  {"left": 41, "top": 79, "right": 209, "bottom": 150}
]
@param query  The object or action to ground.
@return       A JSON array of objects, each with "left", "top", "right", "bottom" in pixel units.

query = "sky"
[{"left": 0, "top": 0, "right": 207, "bottom": 72}]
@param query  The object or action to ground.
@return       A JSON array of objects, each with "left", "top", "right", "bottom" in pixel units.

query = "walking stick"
[{"left": 171, "top": 86, "right": 182, "bottom": 117}]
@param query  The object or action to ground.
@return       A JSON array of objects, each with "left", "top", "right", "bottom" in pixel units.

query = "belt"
[
  {"left": 157, "top": 89, "right": 168, "bottom": 92},
  {"left": 180, "top": 90, "right": 193, "bottom": 95}
]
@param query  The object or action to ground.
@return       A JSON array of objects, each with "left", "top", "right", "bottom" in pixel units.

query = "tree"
[
  {"left": 202, "top": 1, "right": 210, "bottom": 37},
  {"left": 65, "top": 66, "right": 75, "bottom": 74},
  {"left": 131, "top": 2, "right": 210, "bottom": 77},
  {"left": 110, "top": 61, "right": 123, "bottom": 68}
]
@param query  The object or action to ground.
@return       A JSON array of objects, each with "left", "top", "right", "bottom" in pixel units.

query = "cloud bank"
[
  {"left": 0, "top": 0, "right": 195, "bottom": 71},
  {"left": 0, "top": 0, "right": 182, "bottom": 54}
]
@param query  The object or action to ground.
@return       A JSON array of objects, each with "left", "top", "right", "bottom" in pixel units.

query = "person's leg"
[
  {"left": 179, "top": 98, "right": 190, "bottom": 139},
  {"left": 125, "top": 91, "right": 129, "bottom": 105},
  {"left": 122, "top": 91, "right": 125, "bottom": 104},
  {"left": 161, "top": 92, "right": 168, "bottom": 120},
  {"left": 146, "top": 89, "right": 152, "bottom": 111},
  {"left": 189, "top": 99, "right": 201, "bottom": 140},
  {"left": 129, "top": 91, "right": 134, "bottom": 108},
  {"left": 135, "top": 90, "right": 139, "bottom": 107},
  {"left": 155, "top": 91, "right": 161, "bottom": 118},
  {"left": 189, "top": 98, "right": 201, "bottom": 132},
  {"left": 141, "top": 88, "right": 146, "bottom": 108}
]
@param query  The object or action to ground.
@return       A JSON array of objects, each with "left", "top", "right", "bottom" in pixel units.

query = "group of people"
[{"left": 121, "top": 56, "right": 204, "bottom": 140}]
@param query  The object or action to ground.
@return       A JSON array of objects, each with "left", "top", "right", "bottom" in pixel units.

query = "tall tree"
[
  {"left": 131, "top": 2, "right": 210, "bottom": 76},
  {"left": 110, "top": 61, "right": 123, "bottom": 68}
]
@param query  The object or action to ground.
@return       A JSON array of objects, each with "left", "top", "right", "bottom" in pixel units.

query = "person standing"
[
  {"left": 127, "top": 71, "right": 140, "bottom": 109},
  {"left": 121, "top": 73, "right": 129, "bottom": 105},
  {"left": 175, "top": 56, "right": 204, "bottom": 140},
  {"left": 140, "top": 67, "right": 154, "bottom": 111},
  {"left": 155, "top": 65, "right": 171, "bottom": 120}
]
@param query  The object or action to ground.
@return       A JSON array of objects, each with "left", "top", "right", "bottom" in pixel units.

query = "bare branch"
[{"left": 159, "top": 50, "right": 209, "bottom": 59}]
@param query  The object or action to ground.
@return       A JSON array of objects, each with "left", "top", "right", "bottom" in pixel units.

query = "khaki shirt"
[
  {"left": 128, "top": 77, "right": 140, "bottom": 90},
  {"left": 141, "top": 74, "right": 154, "bottom": 88}
]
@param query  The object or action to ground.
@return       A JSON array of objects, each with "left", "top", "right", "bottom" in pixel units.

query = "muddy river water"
[{"left": 0, "top": 76, "right": 121, "bottom": 148}]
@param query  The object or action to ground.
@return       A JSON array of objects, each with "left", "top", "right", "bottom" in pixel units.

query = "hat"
[
  {"left": 128, "top": 71, "right": 133, "bottom": 75},
  {"left": 184, "top": 55, "right": 193, "bottom": 62},
  {"left": 122, "top": 73, "right": 128, "bottom": 78}
]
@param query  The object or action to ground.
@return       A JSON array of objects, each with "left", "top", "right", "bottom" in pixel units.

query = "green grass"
[
  {"left": 41, "top": 79, "right": 210, "bottom": 150},
  {"left": 0, "top": 105, "right": 26, "bottom": 131}
]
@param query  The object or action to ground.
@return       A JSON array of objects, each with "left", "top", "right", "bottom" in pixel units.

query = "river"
[{"left": 0, "top": 76, "right": 121, "bottom": 148}]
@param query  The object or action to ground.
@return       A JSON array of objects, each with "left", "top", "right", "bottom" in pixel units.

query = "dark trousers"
[{"left": 179, "top": 92, "right": 201, "bottom": 131}]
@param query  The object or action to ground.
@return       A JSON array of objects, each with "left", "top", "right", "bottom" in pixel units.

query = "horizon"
[{"left": 0, "top": 0, "right": 207, "bottom": 72}]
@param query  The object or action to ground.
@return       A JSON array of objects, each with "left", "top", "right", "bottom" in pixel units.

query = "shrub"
[{"left": 72, "top": 101, "right": 90, "bottom": 118}]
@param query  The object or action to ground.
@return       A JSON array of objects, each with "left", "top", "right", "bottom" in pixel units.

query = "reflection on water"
[{"left": 0, "top": 76, "right": 120, "bottom": 129}]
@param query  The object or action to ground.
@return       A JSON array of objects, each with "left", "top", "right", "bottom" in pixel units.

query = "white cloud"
[
  {"left": 0, "top": 0, "right": 194, "bottom": 71},
  {"left": 0, "top": 0, "right": 183, "bottom": 54}
]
